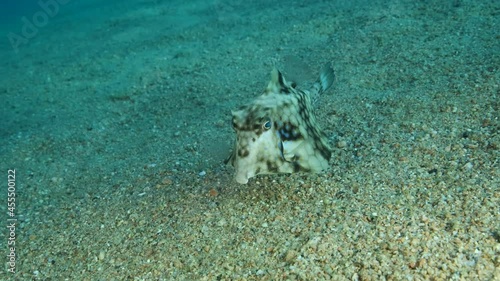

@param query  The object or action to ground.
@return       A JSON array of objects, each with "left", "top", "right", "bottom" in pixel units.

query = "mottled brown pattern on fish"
[{"left": 226, "top": 63, "right": 335, "bottom": 184}]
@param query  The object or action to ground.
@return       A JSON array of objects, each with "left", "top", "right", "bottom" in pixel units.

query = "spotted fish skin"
[{"left": 226, "top": 63, "right": 335, "bottom": 184}]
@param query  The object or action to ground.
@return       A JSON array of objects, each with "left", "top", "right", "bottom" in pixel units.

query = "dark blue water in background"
[{"left": 0, "top": 0, "right": 41, "bottom": 23}]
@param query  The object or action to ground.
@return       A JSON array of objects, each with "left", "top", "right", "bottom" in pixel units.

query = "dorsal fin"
[{"left": 267, "top": 68, "right": 293, "bottom": 94}]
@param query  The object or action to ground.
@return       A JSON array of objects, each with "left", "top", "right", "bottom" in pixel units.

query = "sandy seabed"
[{"left": 0, "top": 0, "right": 498, "bottom": 280}]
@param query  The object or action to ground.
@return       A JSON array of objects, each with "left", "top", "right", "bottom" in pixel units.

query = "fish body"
[{"left": 226, "top": 63, "right": 335, "bottom": 184}]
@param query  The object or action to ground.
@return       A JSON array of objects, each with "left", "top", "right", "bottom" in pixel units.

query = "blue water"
[{"left": 0, "top": 0, "right": 42, "bottom": 23}]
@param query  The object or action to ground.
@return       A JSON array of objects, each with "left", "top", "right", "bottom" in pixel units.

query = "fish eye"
[{"left": 263, "top": 120, "right": 272, "bottom": 130}]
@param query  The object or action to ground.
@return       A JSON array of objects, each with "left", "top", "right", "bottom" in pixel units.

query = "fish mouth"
[
  {"left": 235, "top": 176, "right": 249, "bottom": 184},
  {"left": 235, "top": 170, "right": 253, "bottom": 184}
]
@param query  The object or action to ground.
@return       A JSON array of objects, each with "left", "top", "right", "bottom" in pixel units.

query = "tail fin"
[{"left": 311, "top": 63, "right": 335, "bottom": 103}]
